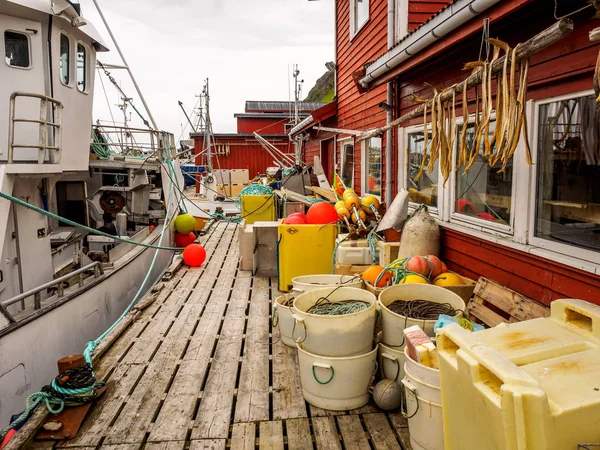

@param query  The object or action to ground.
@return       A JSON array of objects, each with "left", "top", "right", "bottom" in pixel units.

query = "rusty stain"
[{"left": 500, "top": 331, "right": 548, "bottom": 350}]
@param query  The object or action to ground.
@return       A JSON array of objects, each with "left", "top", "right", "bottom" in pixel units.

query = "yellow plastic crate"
[
  {"left": 241, "top": 194, "right": 276, "bottom": 224},
  {"left": 278, "top": 223, "right": 337, "bottom": 292},
  {"left": 437, "top": 299, "right": 600, "bottom": 450}
]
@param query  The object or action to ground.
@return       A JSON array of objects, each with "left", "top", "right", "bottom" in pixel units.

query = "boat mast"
[
  {"left": 292, "top": 65, "right": 304, "bottom": 165},
  {"left": 91, "top": 0, "right": 159, "bottom": 130},
  {"left": 194, "top": 79, "right": 213, "bottom": 171}
]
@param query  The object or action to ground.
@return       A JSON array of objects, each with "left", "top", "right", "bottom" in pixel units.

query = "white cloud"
[{"left": 82, "top": 0, "right": 335, "bottom": 138}]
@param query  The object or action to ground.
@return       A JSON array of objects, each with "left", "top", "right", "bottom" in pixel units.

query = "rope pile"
[
  {"left": 306, "top": 299, "right": 369, "bottom": 316},
  {"left": 387, "top": 300, "right": 458, "bottom": 320}
]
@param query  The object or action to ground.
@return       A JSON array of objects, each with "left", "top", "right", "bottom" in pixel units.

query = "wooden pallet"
[
  {"left": 467, "top": 277, "right": 550, "bottom": 327},
  {"left": 19, "top": 222, "right": 412, "bottom": 450}
]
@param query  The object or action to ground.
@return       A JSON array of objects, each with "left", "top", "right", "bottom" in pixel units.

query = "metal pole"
[{"left": 91, "top": 0, "right": 159, "bottom": 130}]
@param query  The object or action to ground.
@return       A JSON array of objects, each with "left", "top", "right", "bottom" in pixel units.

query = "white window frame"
[
  {"left": 399, "top": 124, "right": 443, "bottom": 218},
  {"left": 527, "top": 89, "right": 600, "bottom": 266},
  {"left": 59, "top": 32, "right": 72, "bottom": 88},
  {"left": 362, "top": 136, "right": 382, "bottom": 199},
  {"left": 448, "top": 113, "right": 517, "bottom": 237},
  {"left": 350, "top": 0, "right": 369, "bottom": 40},
  {"left": 395, "top": 0, "right": 409, "bottom": 42},
  {"left": 4, "top": 29, "right": 32, "bottom": 70},
  {"left": 339, "top": 137, "right": 354, "bottom": 189},
  {"left": 76, "top": 40, "right": 89, "bottom": 94}
]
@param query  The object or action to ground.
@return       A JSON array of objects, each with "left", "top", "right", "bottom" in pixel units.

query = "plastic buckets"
[
  {"left": 376, "top": 332, "right": 406, "bottom": 382},
  {"left": 402, "top": 347, "right": 443, "bottom": 450},
  {"left": 293, "top": 287, "right": 377, "bottom": 357},
  {"left": 273, "top": 293, "right": 295, "bottom": 347},
  {"left": 291, "top": 274, "right": 363, "bottom": 297},
  {"left": 297, "top": 342, "right": 378, "bottom": 410},
  {"left": 378, "top": 284, "right": 465, "bottom": 346}
]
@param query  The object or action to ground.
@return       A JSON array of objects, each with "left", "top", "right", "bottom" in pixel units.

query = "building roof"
[
  {"left": 233, "top": 113, "right": 310, "bottom": 119},
  {"left": 288, "top": 102, "right": 337, "bottom": 138},
  {"left": 189, "top": 133, "right": 288, "bottom": 139},
  {"left": 245, "top": 101, "right": 326, "bottom": 113}
]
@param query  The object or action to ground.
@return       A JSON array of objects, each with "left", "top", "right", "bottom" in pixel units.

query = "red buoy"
[
  {"left": 175, "top": 232, "right": 196, "bottom": 248},
  {"left": 183, "top": 243, "right": 207, "bottom": 267},
  {"left": 284, "top": 214, "right": 307, "bottom": 225},
  {"left": 306, "top": 202, "right": 338, "bottom": 225}
]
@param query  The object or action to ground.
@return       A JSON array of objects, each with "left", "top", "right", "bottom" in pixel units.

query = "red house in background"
[
  {"left": 294, "top": 0, "right": 600, "bottom": 306},
  {"left": 192, "top": 100, "right": 325, "bottom": 179}
]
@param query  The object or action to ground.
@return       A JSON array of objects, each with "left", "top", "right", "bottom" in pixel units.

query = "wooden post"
[
  {"left": 357, "top": 19, "right": 574, "bottom": 142},
  {"left": 57, "top": 354, "right": 85, "bottom": 373}
]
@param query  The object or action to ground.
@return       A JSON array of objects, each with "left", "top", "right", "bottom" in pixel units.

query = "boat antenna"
[{"left": 91, "top": 0, "right": 159, "bottom": 130}]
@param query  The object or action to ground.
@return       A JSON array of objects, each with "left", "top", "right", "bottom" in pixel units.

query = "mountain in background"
[{"left": 304, "top": 62, "right": 335, "bottom": 103}]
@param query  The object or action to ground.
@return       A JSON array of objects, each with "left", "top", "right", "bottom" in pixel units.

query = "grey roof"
[
  {"left": 233, "top": 112, "right": 310, "bottom": 119},
  {"left": 245, "top": 101, "right": 326, "bottom": 112}
]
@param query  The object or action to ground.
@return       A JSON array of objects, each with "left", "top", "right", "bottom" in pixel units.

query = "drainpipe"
[{"left": 385, "top": 0, "right": 395, "bottom": 206}]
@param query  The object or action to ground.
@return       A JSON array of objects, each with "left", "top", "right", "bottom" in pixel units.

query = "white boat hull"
[{"left": 0, "top": 228, "right": 174, "bottom": 427}]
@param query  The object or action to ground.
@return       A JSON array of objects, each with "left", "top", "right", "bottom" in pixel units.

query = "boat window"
[
  {"left": 4, "top": 31, "right": 30, "bottom": 68},
  {"left": 365, "top": 136, "right": 381, "bottom": 196},
  {"left": 340, "top": 142, "right": 354, "bottom": 188},
  {"left": 407, "top": 130, "right": 438, "bottom": 209},
  {"left": 350, "top": 0, "right": 369, "bottom": 38},
  {"left": 455, "top": 121, "right": 512, "bottom": 226},
  {"left": 60, "top": 34, "right": 70, "bottom": 85},
  {"left": 534, "top": 94, "right": 600, "bottom": 252},
  {"left": 77, "top": 43, "right": 86, "bottom": 92}
]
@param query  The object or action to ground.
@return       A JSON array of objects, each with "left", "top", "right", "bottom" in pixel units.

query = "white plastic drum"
[
  {"left": 297, "top": 343, "right": 378, "bottom": 410},
  {"left": 273, "top": 293, "right": 295, "bottom": 347},
  {"left": 379, "top": 284, "right": 465, "bottom": 346},
  {"left": 293, "top": 287, "right": 377, "bottom": 357},
  {"left": 292, "top": 274, "right": 363, "bottom": 297},
  {"left": 402, "top": 347, "right": 443, "bottom": 450}
]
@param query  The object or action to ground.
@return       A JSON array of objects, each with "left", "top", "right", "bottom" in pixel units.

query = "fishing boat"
[{"left": 0, "top": 0, "right": 184, "bottom": 429}]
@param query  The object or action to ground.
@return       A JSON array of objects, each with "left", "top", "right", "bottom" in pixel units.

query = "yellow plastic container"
[
  {"left": 437, "top": 299, "right": 600, "bottom": 450},
  {"left": 277, "top": 223, "right": 337, "bottom": 292},
  {"left": 241, "top": 194, "right": 276, "bottom": 224}
]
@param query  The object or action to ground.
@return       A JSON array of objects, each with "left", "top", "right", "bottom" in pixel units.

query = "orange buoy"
[
  {"left": 183, "top": 243, "right": 207, "bottom": 267},
  {"left": 306, "top": 202, "right": 338, "bottom": 225},
  {"left": 175, "top": 232, "right": 196, "bottom": 248},
  {"left": 362, "top": 265, "right": 392, "bottom": 288}
]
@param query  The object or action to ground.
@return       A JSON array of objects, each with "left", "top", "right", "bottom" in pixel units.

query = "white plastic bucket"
[
  {"left": 273, "top": 293, "right": 295, "bottom": 347},
  {"left": 378, "top": 284, "right": 465, "bottom": 346},
  {"left": 293, "top": 287, "right": 377, "bottom": 357},
  {"left": 376, "top": 332, "right": 405, "bottom": 382},
  {"left": 402, "top": 347, "right": 443, "bottom": 450},
  {"left": 297, "top": 342, "right": 378, "bottom": 410},
  {"left": 291, "top": 274, "right": 363, "bottom": 297}
]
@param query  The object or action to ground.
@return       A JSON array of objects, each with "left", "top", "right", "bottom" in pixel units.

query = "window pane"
[
  {"left": 341, "top": 143, "right": 354, "bottom": 188},
  {"left": 407, "top": 131, "right": 438, "bottom": 207},
  {"left": 366, "top": 137, "right": 381, "bottom": 196},
  {"left": 77, "top": 43, "right": 86, "bottom": 92},
  {"left": 4, "top": 31, "right": 30, "bottom": 68},
  {"left": 535, "top": 95, "right": 600, "bottom": 252},
  {"left": 60, "top": 34, "right": 69, "bottom": 84},
  {"left": 356, "top": 0, "right": 369, "bottom": 27},
  {"left": 455, "top": 121, "right": 512, "bottom": 225}
]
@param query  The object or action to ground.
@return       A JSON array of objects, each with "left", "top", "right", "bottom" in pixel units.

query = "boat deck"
[{"left": 25, "top": 222, "right": 411, "bottom": 450}]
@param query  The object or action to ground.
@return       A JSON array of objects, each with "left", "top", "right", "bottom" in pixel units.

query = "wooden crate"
[
  {"left": 444, "top": 272, "right": 477, "bottom": 304},
  {"left": 467, "top": 277, "right": 550, "bottom": 327},
  {"left": 334, "top": 263, "right": 371, "bottom": 276},
  {"left": 377, "top": 241, "right": 400, "bottom": 267}
]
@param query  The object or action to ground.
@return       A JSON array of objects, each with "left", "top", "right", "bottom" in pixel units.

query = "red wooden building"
[
  {"left": 296, "top": 0, "right": 600, "bottom": 306},
  {"left": 192, "top": 101, "right": 324, "bottom": 179}
]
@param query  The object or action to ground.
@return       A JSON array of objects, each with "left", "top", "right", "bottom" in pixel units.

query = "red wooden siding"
[
  {"left": 408, "top": 0, "right": 453, "bottom": 32},
  {"left": 336, "top": 0, "right": 389, "bottom": 196},
  {"left": 193, "top": 135, "right": 293, "bottom": 179},
  {"left": 442, "top": 228, "right": 600, "bottom": 306},
  {"left": 237, "top": 117, "right": 287, "bottom": 135}
]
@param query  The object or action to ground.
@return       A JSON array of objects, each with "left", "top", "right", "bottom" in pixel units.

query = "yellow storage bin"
[
  {"left": 437, "top": 299, "right": 600, "bottom": 450},
  {"left": 241, "top": 194, "right": 276, "bottom": 225},
  {"left": 278, "top": 223, "right": 337, "bottom": 292}
]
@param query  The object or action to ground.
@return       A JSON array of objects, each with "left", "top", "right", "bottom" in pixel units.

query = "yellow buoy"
[
  {"left": 345, "top": 194, "right": 360, "bottom": 210},
  {"left": 336, "top": 205, "right": 350, "bottom": 220},
  {"left": 175, "top": 213, "right": 196, "bottom": 234},
  {"left": 400, "top": 274, "right": 429, "bottom": 284},
  {"left": 351, "top": 208, "right": 366, "bottom": 224},
  {"left": 433, "top": 272, "right": 463, "bottom": 287},
  {"left": 334, "top": 200, "right": 346, "bottom": 210},
  {"left": 361, "top": 196, "right": 381, "bottom": 215},
  {"left": 342, "top": 188, "right": 356, "bottom": 200}
]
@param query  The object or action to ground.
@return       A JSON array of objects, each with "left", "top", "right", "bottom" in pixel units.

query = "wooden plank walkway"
[{"left": 24, "top": 222, "right": 412, "bottom": 450}]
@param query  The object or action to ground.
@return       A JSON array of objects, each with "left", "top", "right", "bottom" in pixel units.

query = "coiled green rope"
[{"left": 306, "top": 300, "right": 370, "bottom": 316}]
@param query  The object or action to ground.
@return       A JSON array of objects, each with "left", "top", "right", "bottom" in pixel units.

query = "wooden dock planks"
[{"left": 24, "top": 222, "right": 415, "bottom": 450}]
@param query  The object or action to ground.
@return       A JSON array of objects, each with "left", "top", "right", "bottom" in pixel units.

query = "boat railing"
[
  {"left": 91, "top": 124, "right": 176, "bottom": 160},
  {"left": 0, "top": 261, "right": 104, "bottom": 323},
  {"left": 8, "top": 92, "right": 63, "bottom": 164}
]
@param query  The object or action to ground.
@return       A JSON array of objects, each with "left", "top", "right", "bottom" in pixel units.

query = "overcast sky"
[{"left": 81, "top": 0, "right": 335, "bottom": 140}]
